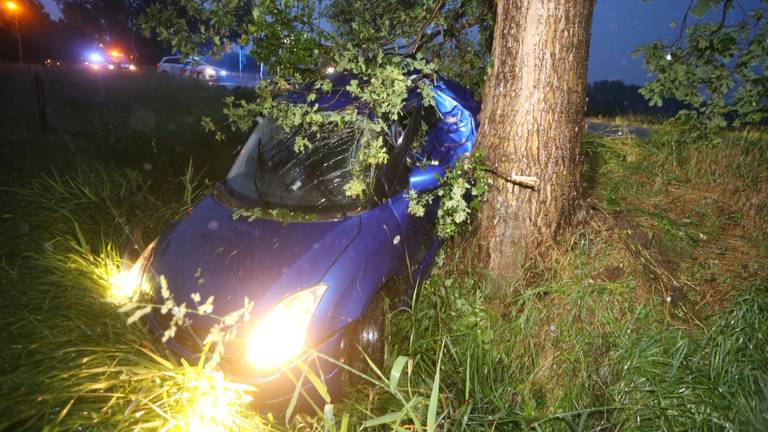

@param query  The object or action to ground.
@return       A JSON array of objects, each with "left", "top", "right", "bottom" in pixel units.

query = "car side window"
[
  {"left": 409, "top": 105, "right": 439, "bottom": 165},
  {"left": 375, "top": 108, "right": 423, "bottom": 199}
]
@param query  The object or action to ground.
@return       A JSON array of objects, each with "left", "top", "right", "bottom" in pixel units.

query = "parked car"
[
  {"left": 187, "top": 60, "right": 227, "bottom": 81},
  {"left": 156, "top": 56, "right": 227, "bottom": 81},
  {"left": 156, "top": 56, "right": 186, "bottom": 75},
  {"left": 125, "top": 73, "right": 479, "bottom": 408}
]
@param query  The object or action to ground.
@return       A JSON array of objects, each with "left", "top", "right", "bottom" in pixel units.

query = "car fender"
[{"left": 309, "top": 201, "right": 406, "bottom": 345}]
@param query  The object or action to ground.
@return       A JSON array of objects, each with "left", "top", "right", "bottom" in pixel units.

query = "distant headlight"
[
  {"left": 220, "top": 70, "right": 227, "bottom": 76},
  {"left": 109, "top": 239, "right": 157, "bottom": 302},
  {"left": 128, "top": 64, "right": 137, "bottom": 71},
  {"left": 246, "top": 284, "right": 327, "bottom": 371}
]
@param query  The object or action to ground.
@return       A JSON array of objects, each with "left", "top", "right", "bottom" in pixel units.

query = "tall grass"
[{"left": 1, "top": 64, "right": 766, "bottom": 430}]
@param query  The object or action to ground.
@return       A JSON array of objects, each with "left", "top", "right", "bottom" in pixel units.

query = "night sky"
[
  {"left": 589, "top": 0, "right": 689, "bottom": 84},
  {"left": 37, "top": 0, "right": 759, "bottom": 85}
]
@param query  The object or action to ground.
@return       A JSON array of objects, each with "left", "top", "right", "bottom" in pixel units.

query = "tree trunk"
[{"left": 475, "top": 0, "right": 595, "bottom": 282}]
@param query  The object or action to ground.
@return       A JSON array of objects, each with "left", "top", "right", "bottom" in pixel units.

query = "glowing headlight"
[
  {"left": 246, "top": 284, "right": 327, "bottom": 371},
  {"left": 128, "top": 64, "right": 136, "bottom": 71},
  {"left": 109, "top": 239, "right": 157, "bottom": 302},
  {"left": 220, "top": 70, "right": 227, "bottom": 76},
  {"left": 205, "top": 67, "right": 216, "bottom": 76}
]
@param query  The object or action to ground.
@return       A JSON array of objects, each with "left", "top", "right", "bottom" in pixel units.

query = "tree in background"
[
  {"left": 57, "top": 0, "right": 166, "bottom": 63},
  {"left": 142, "top": 0, "right": 493, "bottom": 89},
  {"left": 0, "top": 0, "right": 64, "bottom": 62},
  {"left": 637, "top": 0, "right": 767, "bottom": 139},
  {"left": 586, "top": 80, "right": 686, "bottom": 118},
  {"left": 323, "top": 0, "right": 494, "bottom": 93}
]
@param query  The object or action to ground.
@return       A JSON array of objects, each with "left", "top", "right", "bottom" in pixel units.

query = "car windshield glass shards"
[{"left": 225, "top": 117, "right": 373, "bottom": 214}]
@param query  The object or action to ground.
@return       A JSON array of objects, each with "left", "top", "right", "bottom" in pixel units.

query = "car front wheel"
[{"left": 338, "top": 280, "right": 398, "bottom": 387}]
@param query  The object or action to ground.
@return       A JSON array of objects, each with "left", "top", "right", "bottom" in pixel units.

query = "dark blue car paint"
[
  {"left": 148, "top": 75, "right": 479, "bottom": 405},
  {"left": 152, "top": 195, "right": 361, "bottom": 318}
]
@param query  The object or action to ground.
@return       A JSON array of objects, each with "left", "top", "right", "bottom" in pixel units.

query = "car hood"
[{"left": 150, "top": 195, "right": 360, "bottom": 315}]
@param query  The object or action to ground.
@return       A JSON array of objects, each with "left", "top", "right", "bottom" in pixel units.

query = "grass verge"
[{"left": 1, "top": 65, "right": 766, "bottom": 430}]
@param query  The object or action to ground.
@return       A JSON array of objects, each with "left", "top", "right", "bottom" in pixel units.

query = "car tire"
[{"left": 338, "top": 279, "right": 398, "bottom": 388}]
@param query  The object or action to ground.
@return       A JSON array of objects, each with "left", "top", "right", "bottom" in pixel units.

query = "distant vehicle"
[
  {"left": 43, "top": 58, "right": 62, "bottom": 67},
  {"left": 103, "top": 50, "right": 137, "bottom": 71},
  {"left": 115, "top": 72, "right": 480, "bottom": 408},
  {"left": 156, "top": 56, "right": 186, "bottom": 75},
  {"left": 83, "top": 48, "right": 137, "bottom": 72},
  {"left": 156, "top": 56, "right": 227, "bottom": 82}
]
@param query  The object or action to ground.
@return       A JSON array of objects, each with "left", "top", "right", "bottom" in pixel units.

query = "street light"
[{"left": 3, "top": 1, "right": 22, "bottom": 63}]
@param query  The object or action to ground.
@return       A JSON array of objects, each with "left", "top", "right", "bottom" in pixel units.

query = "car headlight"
[
  {"left": 246, "top": 283, "right": 327, "bottom": 371},
  {"left": 205, "top": 67, "right": 216, "bottom": 76},
  {"left": 109, "top": 239, "right": 157, "bottom": 302}
]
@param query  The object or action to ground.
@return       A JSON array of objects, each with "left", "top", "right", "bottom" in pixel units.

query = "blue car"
[{"left": 142, "top": 73, "right": 480, "bottom": 407}]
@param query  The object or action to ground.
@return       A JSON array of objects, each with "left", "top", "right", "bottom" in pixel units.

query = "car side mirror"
[{"left": 408, "top": 165, "right": 446, "bottom": 193}]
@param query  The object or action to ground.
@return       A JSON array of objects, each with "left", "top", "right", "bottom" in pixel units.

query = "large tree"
[{"left": 476, "top": 0, "right": 596, "bottom": 281}]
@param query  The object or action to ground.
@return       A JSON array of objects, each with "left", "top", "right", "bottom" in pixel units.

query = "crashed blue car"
[{"left": 139, "top": 73, "right": 479, "bottom": 406}]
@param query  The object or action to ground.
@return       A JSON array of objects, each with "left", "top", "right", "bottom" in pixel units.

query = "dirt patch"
[
  {"left": 586, "top": 205, "right": 690, "bottom": 310},
  {"left": 591, "top": 265, "right": 625, "bottom": 282}
]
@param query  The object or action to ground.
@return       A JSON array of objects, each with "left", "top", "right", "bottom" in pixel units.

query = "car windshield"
[{"left": 224, "top": 117, "right": 371, "bottom": 214}]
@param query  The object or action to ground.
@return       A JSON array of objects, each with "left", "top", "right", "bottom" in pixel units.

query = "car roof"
[{"left": 283, "top": 72, "right": 424, "bottom": 115}]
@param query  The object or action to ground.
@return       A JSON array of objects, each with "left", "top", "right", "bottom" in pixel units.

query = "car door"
[
  {"left": 385, "top": 105, "right": 441, "bottom": 287},
  {"left": 162, "top": 57, "right": 182, "bottom": 74},
  {"left": 180, "top": 59, "right": 194, "bottom": 77}
]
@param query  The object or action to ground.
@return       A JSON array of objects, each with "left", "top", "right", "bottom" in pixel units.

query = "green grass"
[{"left": 1, "top": 63, "right": 767, "bottom": 430}]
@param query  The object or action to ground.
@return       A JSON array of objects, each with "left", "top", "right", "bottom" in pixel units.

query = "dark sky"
[
  {"left": 588, "top": 0, "right": 689, "bottom": 84},
  {"left": 38, "top": 0, "right": 759, "bottom": 85},
  {"left": 588, "top": 0, "right": 761, "bottom": 84}
]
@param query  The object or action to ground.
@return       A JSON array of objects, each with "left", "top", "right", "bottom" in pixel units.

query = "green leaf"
[
  {"left": 389, "top": 356, "right": 409, "bottom": 393},
  {"left": 296, "top": 361, "right": 331, "bottom": 403},
  {"left": 427, "top": 340, "right": 445, "bottom": 432},
  {"left": 362, "top": 410, "right": 405, "bottom": 428},
  {"left": 285, "top": 372, "right": 304, "bottom": 421}
]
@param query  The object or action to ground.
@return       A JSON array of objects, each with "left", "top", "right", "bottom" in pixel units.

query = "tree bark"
[{"left": 475, "top": 0, "right": 595, "bottom": 283}]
